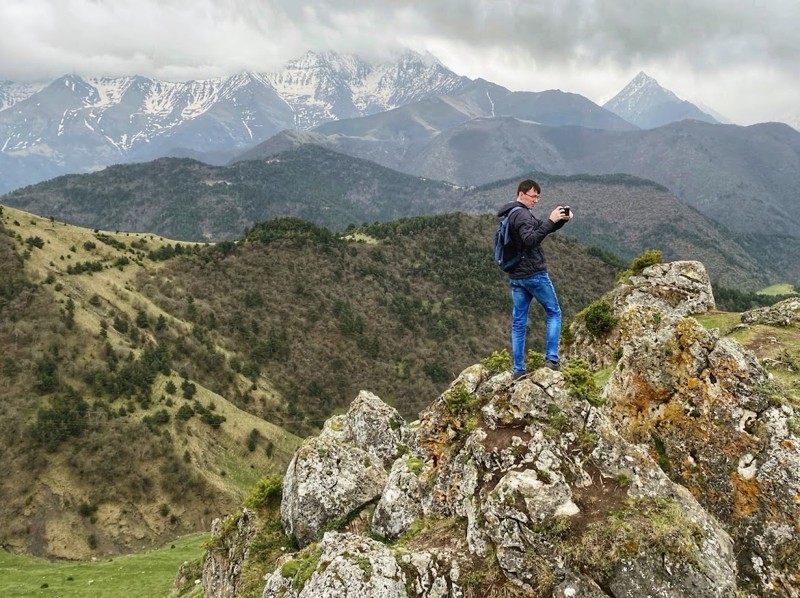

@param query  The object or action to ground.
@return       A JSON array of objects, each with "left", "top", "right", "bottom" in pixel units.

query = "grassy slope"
[
  {"left": 0, "top": 533, "right": 206, "bottom": 598},
  {"left": 0, "top": 206, "right": 301, "bottom": 560},
  {"left": 758, "top": 284, "right": 797, "bottom": 296}
]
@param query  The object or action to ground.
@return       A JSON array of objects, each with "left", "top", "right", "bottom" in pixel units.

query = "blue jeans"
[{"left": 510, "top": 272, "right": 562, "bottom": 374}]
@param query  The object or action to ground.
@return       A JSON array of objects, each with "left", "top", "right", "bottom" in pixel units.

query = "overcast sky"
[{"left": 2, "top": 0, "right": 799, "bottom": 125}]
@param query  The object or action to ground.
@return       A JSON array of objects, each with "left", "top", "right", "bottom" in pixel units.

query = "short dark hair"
[{"left": 517, "top": 179, "right": 541, "bottom": 195}]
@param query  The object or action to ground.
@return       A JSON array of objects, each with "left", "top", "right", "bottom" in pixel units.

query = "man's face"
[{"left": 518, "top": 188, "right": 539, "bottom": 208}]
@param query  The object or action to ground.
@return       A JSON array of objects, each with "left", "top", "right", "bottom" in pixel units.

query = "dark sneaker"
[
  {"left": 513, "top": 371, "right": 527, "bottom": 380},
  {"left": 544, "top": 360, "right": 560, "bottom": 371}
]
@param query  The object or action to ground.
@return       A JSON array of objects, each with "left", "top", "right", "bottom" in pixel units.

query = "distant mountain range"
[
  {"left": 0, "top": 51, "right": 470, "bottom": 193},
  {"left": 1, "top": 144, "right": 777, "bottom": 290},
  {"left": 0, "top": 52, "right": 654, "bottom": 195},
  {"left": 243, "top": 107, "right": 800, "bottom": 242},
  {"left": 3, "top": 52, "right": 799, "bottom": 292},
  {"left": 602, "top": 72, "right": 719, "bottom": 129}
]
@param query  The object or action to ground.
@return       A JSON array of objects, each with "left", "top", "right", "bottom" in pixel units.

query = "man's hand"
[{"left": 550, "top": 206, "right": 571, "bottom": 222}]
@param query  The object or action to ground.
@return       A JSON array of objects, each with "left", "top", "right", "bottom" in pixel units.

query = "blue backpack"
[{"left": 494, "top": 206, "right": 524, "bottom": 272}]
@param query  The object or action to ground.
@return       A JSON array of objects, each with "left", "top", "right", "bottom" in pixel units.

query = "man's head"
[{"left": 517, "top": 179, "right": 541, "bottom": 208}]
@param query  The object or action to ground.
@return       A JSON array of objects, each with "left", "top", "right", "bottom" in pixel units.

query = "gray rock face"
[
  {"left": 281, "top": 434, "right": 389, "bottom": 548},
  {"left": 202, "top": 509, "right": 257, "bottom": 598},
  {"left": 261, "top": 531, "right": 461, "bottom": 598},
  {"left": 569, "top": 260, "right": 715, "bottom": 368},
  {"left": 281, "top": 390, "right": 405, "bottom": 547},
  {"left": 603, "top": 301, "right": 799, "bottom": 594},
  {"left": 371, "top": 456, "right": 428, "bottom": 540},
  {"left": 613, "top": 261, "right": 716, "bottom": 317}
]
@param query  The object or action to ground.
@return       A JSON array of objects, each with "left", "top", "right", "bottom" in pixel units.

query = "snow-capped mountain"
[
  {"left": 603, "top": 72, "right": 719, "bottom": 129},
  {"left": 0, "top": 80, "right": 45, "bottom": 111},
  {"left": 266, "top": 50, "right": 467, "bottom": 129},
  {"left": 0, "top": 50, "right": 469, "bottom": 193}
]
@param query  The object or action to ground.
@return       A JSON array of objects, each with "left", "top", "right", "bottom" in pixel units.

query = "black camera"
[{"left": 561, "top": 206, "right": 571, "bottom": 216}]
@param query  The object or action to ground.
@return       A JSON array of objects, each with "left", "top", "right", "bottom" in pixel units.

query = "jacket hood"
[{"left": 497, "top": 200, "right": 526, "bottom": 218}]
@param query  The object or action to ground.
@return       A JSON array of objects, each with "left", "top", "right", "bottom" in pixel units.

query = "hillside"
[
  {"left": 244, "top": 109, "right": 800, "bottom": 243},
  {"left": 0, "top": 204, "right": 615, "bottom": 560},
  {"left": 462, "top": 174, "right": 771, "bottom": 291},
  {"left": 1, "top": 145, "right": 776, "bottom": 290},
  {"left": 2, "top": 146, "right": 461, "bottom": 242},
  {"left": 0, "top": 206, "right": 301, "bottom": 559}
]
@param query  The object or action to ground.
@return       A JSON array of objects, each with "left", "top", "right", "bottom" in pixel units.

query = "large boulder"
[{"left": 281, "top": 391, "right": 406, "bottom": 547}]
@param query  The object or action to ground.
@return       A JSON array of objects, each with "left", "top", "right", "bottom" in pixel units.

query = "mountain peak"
[{"left": 603, "top": 71, "right": 718, "bottom": 129}]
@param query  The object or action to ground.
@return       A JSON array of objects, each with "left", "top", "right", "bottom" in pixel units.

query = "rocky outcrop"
[
  {"left": 202, "top": 509, "right": 258, "bottom": 598},
  {"left": 569, "top": 260, "right": 715, "bottom": 368},
  {"left": 741, "top": 297, "right": 800, "bottom": 327},
  {"left": 265, "top": 358, "right": 740, "bottom": 596},
  {"left": 586, "top": 269, "right": 799, "bottom": 595},
  {"left": 197, "top": 260, "right": 800, "bottom": 597},
  {"left": 281, "top": 390, "right": 405, "bottom": 547}
]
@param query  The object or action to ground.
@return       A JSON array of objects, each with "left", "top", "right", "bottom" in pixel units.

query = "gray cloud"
[{"left": 1, "top": 0, "right": 798, "bottom": 124}]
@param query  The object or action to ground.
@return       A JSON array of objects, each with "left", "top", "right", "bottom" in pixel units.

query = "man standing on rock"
[{"left": 497, "top": 179, "right": 572, "bottom": 377}]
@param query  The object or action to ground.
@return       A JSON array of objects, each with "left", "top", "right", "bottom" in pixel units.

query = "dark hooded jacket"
[{"left": 497, "top": 200, "right": 566, "bottom": 279}]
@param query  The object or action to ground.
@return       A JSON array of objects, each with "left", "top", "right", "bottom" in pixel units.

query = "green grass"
[
  {"left": 594, "top": 367, "right": 614, "bottom": 390},
  {"left": 694, "top": 312, "right": 741, "bottom": 335},
  {"left": 758, "top": 284, "right": 797, "bottom": 296},
  {"left": 0, "top": 533, "right": 208, "bottom": 598}
]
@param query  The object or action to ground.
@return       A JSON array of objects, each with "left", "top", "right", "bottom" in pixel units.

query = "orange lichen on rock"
[{"left": 731, "top": 473, "right": 762, "bottom": 519}]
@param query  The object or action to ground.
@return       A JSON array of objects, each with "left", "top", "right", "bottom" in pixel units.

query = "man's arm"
[{"left": 515, "top": 211, "right": 558, "bottom": 248}]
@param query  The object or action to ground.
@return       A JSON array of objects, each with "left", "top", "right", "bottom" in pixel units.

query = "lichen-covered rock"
[
  {"left": 611, "top": 261, "right": 715, "bottom": 317},
  {"left": 261, "top": 532, "right": 462, "bottom": 598},
  {"left": 323, "top": 390, "right": 406, "bottom": 467},
  {"left": 414, "top": 364, "right": 737, "bottom": 595},
  {"left": 281, "top": 390, "right": 407, "bottom": 547},
  {"left": 604, "top": 305, "right": 800, "bottom": 595},
  {"left": 569, "top": 260, "right": 715, "bottom": 368},
  {"left": 741, "top": 297, "right": 800, "bottom": 327},
  {"left": 202, "top": 509, "right": 257, "bottom": 598},
  {"left": 371, "top": 455, "right": 429, "bottom": 540},
  {"left": 281, "top": 435, "right": 388, "bottom": 548}
]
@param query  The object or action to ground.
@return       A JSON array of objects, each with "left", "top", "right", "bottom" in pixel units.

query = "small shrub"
[
  {"left": 563, "top": 359, "right": 604, "bottom": 407},
  {"left": 481, "top": 349, "right": 511, "bottom": 374},
  {"left": 25, "top": 236, "right": 45, "bottom": 249},
  {"left": 247, "top": 428, "right": 260, "bottom": 451},
  {"left": 443, "top": 384, "right": 478, "bottom": 414},
  {"left": 281, "top": 547, "right": 322, "bottom": 591},
  {"left": 526, "top": 351, "right": 545, "bottom": 371},
  {"left": 629, "top": 249, "right": 663, "bottom": 275},
  {"left": 78, "top": 502, "right": 98, "bottom": 517},
  {"left": 581, "top": 301, "right": 618, "bottom": 338},
  {"left": 244, "top": 475, "right": 283, "bottom": 511}
]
